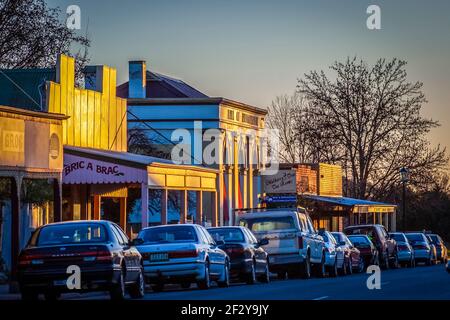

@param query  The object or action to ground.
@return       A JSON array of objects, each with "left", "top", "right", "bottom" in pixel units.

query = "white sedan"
[{"left": 133, "top": 224, "right": 230, "bottom": 291}]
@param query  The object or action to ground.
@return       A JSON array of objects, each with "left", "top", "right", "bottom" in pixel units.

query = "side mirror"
[
  {"left": 215, "top": 240, "right": 225, "bottom": 246},
  {"left": 130, "top": 238, "right": 144, "bottom": 246},
  {"left": 258, "top": 238, "right": 269, "bottom": 246}
]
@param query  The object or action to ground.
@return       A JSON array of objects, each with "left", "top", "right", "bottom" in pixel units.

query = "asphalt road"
[{"left": 65, "top": 263, "right": 450, "bottom": 300}]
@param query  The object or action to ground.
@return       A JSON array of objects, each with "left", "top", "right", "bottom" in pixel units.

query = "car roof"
[
  {"left": 345, "top": 224, "right": 384, "bottom": 229},
  {"left": 140, "top": 224, "right": 199, "bottom": 232},
  {"left": 239, "top": 210, "right": 299, "bottom": 219},
  {"left": 39, "top": 220, "right": 111, "bottom": 227},
  {"left": 207, "top": 226, "right": 245, "bottom": 230}
]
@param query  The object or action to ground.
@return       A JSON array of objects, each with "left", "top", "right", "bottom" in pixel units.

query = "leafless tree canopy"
[
  {"left": 0, "top": 0, "right": 90, "bottom": 79},
  {"left": 269, "top": 57, "right": 448, "bottom": 201}
]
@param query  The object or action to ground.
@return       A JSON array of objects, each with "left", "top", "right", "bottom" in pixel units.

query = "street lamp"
[{"left": 400, "top": 167, "right": 410, "bottom": 232}]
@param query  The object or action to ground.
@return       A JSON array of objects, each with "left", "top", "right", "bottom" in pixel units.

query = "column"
[
  {"left": 161, "top": 189, "right": 168, "bottom": 225},
  {"left": 80, "top": 184, "right": 88, "bottom": 220},
  {"left": 180, "top": 190, "right": 188, "bottom": 224},
  {"left": 385, "top": 213, "right": 389, "bottom": 230},
  {"left": 241, "top": 169, "right": 248, "bottom": 209},
  {"left": 391, "top": 211, "right": 397, "bottom": 232},
  {"left": 53, "top": 177, "right": 62, "bottom": 222},
  {"left": 10, "top": 176, "right": 21, "bottom": 283},
  {"left": 233, "top": 137, "right": 239, "bottom": 213},
  {"left": 212, "top": 191, "right": 218, "bottom": 227},
  {"left": 226, "top": 167, "right": 233, "bottom": 226},
  {"left": 119, "top": 197, "right": 127, "bottom": 232},
  {"left": 217, "top": 171, "right": 224, "bottom": 226},
  {"left": 141, "top": 183, "right": 148, "bottom": 228},
  {"left": 196, "top": 190, "right": 203, "bottom": 225},
  {"left": 93, "top": 195, "right": 101, "bottom": 220}
]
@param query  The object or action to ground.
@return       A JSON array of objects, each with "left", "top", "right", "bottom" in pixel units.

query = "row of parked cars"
[{"left": 16, "top": 208, "right": 449, "bottom": 300}]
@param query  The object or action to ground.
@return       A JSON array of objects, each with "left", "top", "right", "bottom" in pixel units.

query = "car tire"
[
  {"left": 381, "top": 252, "right": 389, "bottom": 270},
  {"left": 21, "top": 288, "right": 39, "bottom": 301},
  {"left": 246, "top": 261, "right": 257, "bottom": 285},
  {"left": 426, "top": 255, "right": 432, "bottom": 266},
  {"left": 329, "top": 258, "right": 338, "bottom": 278},
  {"left": 300, "top": 254, "right": 311, "bottom": 279},
  {"left": 357, "top": 256, "right": 365, "bottom": 273},
  {"left": 390, "top": 253, "right": 399, "bottom": 269},
  {"left": 218, "top": 262, "right": 230, "bottom": 288},
  {"left": 339, "top": 258, "right": 347, "bottom": 276},
  {"left": 110, "top": 269, "right": 126, "bottom": 300},
  {"left": 258, "top": 262, "right": 270, "bottom": 283},
  {"left": 129, "top": 268, "right": 145, "bottom": 299},
  {"left": 315, "top": 254, "right": 326, "bottom": 278},
  {"left": 197, "top": 262, "right": 211, "bottom": 290},
  {"left": 347, "top": 257, "right": 353, "bottom": 275}
]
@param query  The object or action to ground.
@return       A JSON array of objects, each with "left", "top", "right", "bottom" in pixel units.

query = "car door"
[
  {"left": 244, "top": 228, "right": 266, "bottom": 272},
  {"left": 111, "top": 224, "right": 136, "bottom": 282},
  {"left": 198, "top": 226, "right": 224, "bottom": 276},
  {"left": 381, "top": 226, "right": 395, "bottom": 256},
  {"left": 305, "top": 216, "right": 320, "bottom": 262}
]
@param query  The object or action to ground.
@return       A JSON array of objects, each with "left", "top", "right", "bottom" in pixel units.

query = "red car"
[
  {"left": 331, "top": 232, "right": 365, "bottom": 274},
  {"left": 347, "top": 234, "right": 379, "bottom": 267},
  {"left": 344, "top": 224, "right": 398, "bottom": 269}
]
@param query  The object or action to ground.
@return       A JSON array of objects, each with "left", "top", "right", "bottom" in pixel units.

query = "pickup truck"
[{"left": 238, "top": 208, "right": 325, "bottom": 279}]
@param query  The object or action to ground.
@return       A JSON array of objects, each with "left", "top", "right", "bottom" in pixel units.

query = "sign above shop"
[{"left": 263, "top": 170, "right": 297, "bottom": 194}]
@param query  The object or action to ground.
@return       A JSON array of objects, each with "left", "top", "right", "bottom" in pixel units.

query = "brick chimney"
[{"left": 128, "top": 60, "right": 147, "bottom": 98}]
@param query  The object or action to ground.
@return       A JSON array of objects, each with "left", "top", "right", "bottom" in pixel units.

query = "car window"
[
  {"left": 240, "top": 216, "right": 296, "bottom": 232},
  {"left": 200, "top": 227, "right": 216, "bottom": 245},
  {"left": 208, "top": 228, "right": 245, "bottom": 243},
  {"left": 138, "top": 226, "right": 198, "bottom": 244},
  {"left": 110, "top": 225, "right": 126, "bottom": 245},
  {"left": 244, "top": 228, "right": 258, "bottom": 244},
  {"left": 331, "top": 232, "right": 344, "bottom": 243},
  {"left": 35, "top": 223, "right": 107, "bottom": 246},
  {"left": 297, "top": 213, "right": 307, "bottom": 232},
  {"left": 348, "top": 236, "right": 371, "bottom": 246},
  {"left": 306, "top": 216, "right": 316, "bottom": 234},
  {"left": 112, "top": 224, "right": 129, "bottom": 245},
  {"left": 405, "top": 233, "right": 426, "bottom": 243},
  {"left": 390, "top": 233, "right": 406, "bottom": 242}
]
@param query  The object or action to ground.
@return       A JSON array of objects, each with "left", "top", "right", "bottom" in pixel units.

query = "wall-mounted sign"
[
  {"left": 2, "top": 130, "right": 24, "bottom": 153},
  {"left": 263, "top": 170, "right": 297, "bottom": 194},
  {"left": 49, "top": 133, "right": 60, "bottom": 159}
]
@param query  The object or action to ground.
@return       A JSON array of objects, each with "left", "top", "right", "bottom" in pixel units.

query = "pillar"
[
  {"left": 212, "top": 191, "right": 218, "bottom": 227},
  {"left": 53, "top": 178, "right": 62, "bottom": 222},
  {"left": 217, "top": 171, "right": 224, "bottom": 226},
  {"left": 241, "top": 169, "right": 248, "bottom": 209},
  {"left": 93, "top": 195, "right": 101, "bottom": 220},
  {"left": 226, "top": 167, "right": 233, "bottom": 226},
  {"left": 80, "top": 184, "right": 88, "bottom": 220},
  {"left": 161, "top": 189, "right": 168, "bottom": 225},
  {"left": 180, "top": 190, "right": 188, "bottom": 224},
  {"left": 119, "top": 197, "right": 127, "bottom": 232},
  {"left": 10, "top": 177, "right": 21, "bottom": 283},
  {"left": 196, "top": 190, "right": 203, "bottom": 225},
  {"left": 391, "top": 211, "right": 397, "bottom": 232},
  {"left": 141, "top": 183, "right": 148, "bottom": 228}
]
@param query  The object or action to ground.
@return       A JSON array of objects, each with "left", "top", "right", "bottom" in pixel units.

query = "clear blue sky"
[{"left": 48, "top": 0, "right": 450, "bottom": 153}]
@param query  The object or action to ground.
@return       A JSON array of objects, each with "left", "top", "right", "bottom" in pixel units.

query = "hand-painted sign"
[
  {"left": 263, "top": 170, "right": 297, "bottom": 194},
  {"left": 63, "top": 154, "right": 147, "bottom": 184}
]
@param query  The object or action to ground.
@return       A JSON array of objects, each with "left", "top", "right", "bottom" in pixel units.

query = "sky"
[{"left": 48, "top": 0, "right": 450, "bottom": 154}]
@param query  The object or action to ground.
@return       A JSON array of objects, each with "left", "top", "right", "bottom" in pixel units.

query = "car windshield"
[
  {"left": 138, "top": 226, "right": 198, "bottom": 244},
  {"left": 347, "top": 236, "right": 371, "bottom": 246},
  {"left": 331, "top": 233, "right": 344, "bottom": 242},
  {"left": 36, "top": 223, "right": 107, "bottom": 246},
  {"left": 240, "top": 216, "right": 296, "bottom": 232},
  {"left": 345, "top": 228, "right": 377, "bottom": 242},
  {"left": 208, "top": 228, "right": 245, "bottom": 243},
  {"left": 429, "top": 235, "right": 440, "bottom": 244},
  {"left": 405, "top": 234, "right": 425, "bottom": 243},
  {"left": 390, "top": 233, "right": 406, "bottom": 242}
]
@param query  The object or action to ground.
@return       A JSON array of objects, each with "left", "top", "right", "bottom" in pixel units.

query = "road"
[{"left": 64, "top": 263, "right": 450, "bottom": 301}]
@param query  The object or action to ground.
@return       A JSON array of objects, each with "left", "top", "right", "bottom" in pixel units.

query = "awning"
[{"left": 301, "top": 195, "right": 396, "bottom": 213}]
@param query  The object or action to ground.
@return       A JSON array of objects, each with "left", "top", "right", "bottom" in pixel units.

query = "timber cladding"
[
  {"left": 317, "top": 163, "right": 343, "bottom": 197},
  {"left": 46, "top": 55, "right": 127, "bottom": 152}
]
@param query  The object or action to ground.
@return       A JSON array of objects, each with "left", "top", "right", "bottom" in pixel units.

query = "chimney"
[{"left": 128, "top": 60, "right": 147, "bottom": 98}]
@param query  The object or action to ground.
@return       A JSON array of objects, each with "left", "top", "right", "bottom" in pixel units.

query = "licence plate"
[
  {"left": 149, "top": 253, "right": 169, "bottom": 262},
  {"left": 53, "top": 279, "right": 67, "bottom": 286}
]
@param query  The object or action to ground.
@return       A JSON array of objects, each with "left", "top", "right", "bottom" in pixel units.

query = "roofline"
[
  {"left": 0, "top": 105, "right": 68, "bottom": 120},
  {"left": 127, "top": 97, "right": 268, "bottom": 115}
]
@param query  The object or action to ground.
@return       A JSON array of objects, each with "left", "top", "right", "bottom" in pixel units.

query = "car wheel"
[
  {"left": 382, "top": 252, "right": 389, "bottom": 270},
  {"left": 21, "top": 288, "right": 39, "bottom": 301},
  {"left": 315, "top": 254, "right": 326, "bottom": 278},
  {"left": 246, "top": 261, "right": 257, "bottom": 285},
  {"left": 390, "top": 253, "right": 399, "bottom": 269},
  {"left": 197, "top": 262, "right": 211, "bottom": 290},
  {"left": 300, "top": 254, "right": 311, "bottom": 279},
  {"left": 129, "top": 268, "right": 145, "bottom": 299},
  {"left": 258, "top": 261, "right": 270, "bottom": 283},
  {"left": 426, "top": 254, "right": 432, "bottom": 266},
  {"left": 339, "top": 258, "right": 347, "bottom": 276},
  {"left": 347, "top": 257, "right": 353, "bottom": 275},
  {"left": 110, "top": 269, "right": 126, "bottom": 300},
  {"left": 218, "top": 262, "right": 230, "bottom": 288},
  {"left": 358, "top": 257, "right": 365, "bottom": 273},
  {"left": 329, "top": 258, "right": 338, "bottom": 278}
]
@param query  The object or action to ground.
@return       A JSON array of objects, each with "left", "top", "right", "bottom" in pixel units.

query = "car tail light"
[
  {"left": 398, "top": 245, "right": 409, "bottom": 251},
  {"left": 95, "top": 249, "right": 113, "bottom": 262},
  {"left": 298, "top": 237, "right": 303, "bottom": 249},
  {"left": 18, "top": 252, "right": 47, "bottom": 266},
  {"left": 169, "top": 249, "right": 198, "bottom": 259},
  {"left": 225, "top": 247, "right": 244, "bottom": 257},
  {"left": 414, "top": 244, "right": 429, "bottom": 250}
]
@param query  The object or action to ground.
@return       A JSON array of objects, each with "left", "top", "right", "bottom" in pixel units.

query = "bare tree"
[
  {"left": 294, "top": 57, "right": 448, "bottom": 200},
  {"left": 0, "top": 0, "right": 90, "bottom": 80}
]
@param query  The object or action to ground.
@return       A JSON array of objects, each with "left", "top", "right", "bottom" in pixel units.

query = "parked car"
[
  {"left": 207, "top": 226, "right": 270, "bottom": 284},
  {"left": 428, "top": 234, "right": 448, "bottom": 263},
  {"left": 318, "top": 230, "right": 344, "bottom": 277},
  {"left": 134, "top": 224, "right": 230, "bottom": 291},
  {"left": 390, "top": 232, "right": 415, "bottom": 268},
  {"left": 238, "top": 208, "right": 326, "bottom": 279},
  {"left": 18, "top": 220, "right": 144, "bottom": 300},
  {"left": 405, "top": 233, "right": 434, "bottom": 266},
  {"left": 425, "top": 234, "right": 438, "bottom": 264},
  {"left": 331, "top": 232, "right": 365, "bottom": 274},
  {"left": 344, "top": 224, "right": 398, "bottom": 269},
  {"left": 347, "top": 235, "right": 379, "bottom": 267}
]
